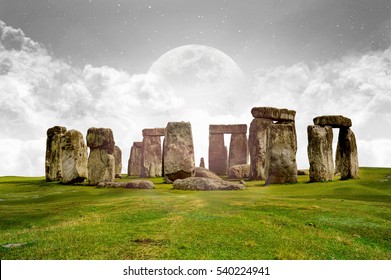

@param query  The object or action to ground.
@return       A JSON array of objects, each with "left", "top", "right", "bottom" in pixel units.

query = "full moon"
[{"left": 148, "top": 44, "right": 250, "bottom": 115}]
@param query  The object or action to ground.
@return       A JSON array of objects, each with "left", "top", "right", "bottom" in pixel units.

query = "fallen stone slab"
[
  {"left": 195, "top": 167, "right": 222, "bottom": 180},
  {"left": 173, "top": 177, "right": 245, "bottom": 191},
  {"left": 313, "top": 115, "right": 352, "bottom": 128},
  {"left": 96, "top": 180, "right": 155, "bottom": 189}
]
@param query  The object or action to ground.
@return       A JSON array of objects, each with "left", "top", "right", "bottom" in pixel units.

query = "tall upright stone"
[
  {"left": 208, "top": 133, "right": 227, "bottom": 175},
  {"left": 163, "top": 122, "right": 195, "bottom": 183},
  {"left": 61, "top": 129, "right": 88, "bottom": 184},
  {"left": 337, "top": 127, "right": 359, "bottom": 180},
  {"left": 307, "top": 125, "right": 334, "bottom": 182},
  {"left": 45, "top": 126, "right": 67, "bottom": 181},
  {"left": 113, "top": 145, "right": 122, "bottom": 178},
  {"left": 128, "top": 142, "right": 142, "bottom": 176},
  {"left": 86, "top": 127, "right": 115, "bottom": 185},
  {"left": 265, "top": 123, "right": 297, "bottom": 184},
  {"left": 249, "top": 107, "right": 297, "bottom": 184},
  {"left": 228, "top": 133, "right": 248, "bottom": 168},
  {"left": 141, "top": 128, "right": 165, "bottom": 177},
  {"left": 248, "top": 118, "right": 272, "bottom": 180}
]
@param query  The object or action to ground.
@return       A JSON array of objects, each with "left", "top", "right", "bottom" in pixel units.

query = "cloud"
[
  {"left": 252, "top": 48, "right": 391, "bottom": 168},
  {"left": 0, "top": 19, "right": 390, "bottom": 176}
]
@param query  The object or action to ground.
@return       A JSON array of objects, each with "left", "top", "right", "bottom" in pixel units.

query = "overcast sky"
[{"left": 0, "top": 0, "right": 390, "bottom": 176}]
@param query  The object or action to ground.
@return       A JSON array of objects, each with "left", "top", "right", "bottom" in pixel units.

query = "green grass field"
[{"left": 0, "top": 167, "right": 390, "bottom": 260}]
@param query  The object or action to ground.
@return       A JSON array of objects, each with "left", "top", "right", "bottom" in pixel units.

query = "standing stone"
[
  {"left": 248, "top": 118, "right": 273, "bottom": 180},
  {"left": 163, "top": 122, "right": 195, "bottom": 183},
  {"left": 86, "top": 127, "right": 115, "bottom": 185},
  {"left": 141, "top": 128, "right": 165, "bottom": 178},
  {"left": 228, "top": 133, "right": 248, "bottom": 168},
  {"left": 199, "top": 157, "right": 205, "bottom": 168},
  {"left": 113, "top": 145, "right": 122, "bottom": 178},
  {"left": 265, "top": 123, "right": 297, "bottom": 184},
  {"left": 307, "top": 125, "right": 334, "bottom": 182},
  {"left": 128, "top": 142, "right": 142, "bottom": 176},
  {"left": 208, "top": 133, "right": 227, "bottom": 175},
  {"left": 60, "top": 129, "right": 88, "bottom": 184},
  {"left": 337, "top": 127, "right": 359, "bottom": 180},
  {"left": 45, "top": 126, "right": 67, "bottom": 181}
]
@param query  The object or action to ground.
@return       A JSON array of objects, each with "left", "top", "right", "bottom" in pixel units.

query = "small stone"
[
  {"left": 199, "top": 157, "right": 205, "bottom": 168},
  {"left": 228, "top": 164, "right": 250, "bottom": 179},
  {"left": 96, "top": 180, "right": 155, "bottom": 189}
]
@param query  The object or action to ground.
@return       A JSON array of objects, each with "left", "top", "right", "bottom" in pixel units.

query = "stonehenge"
[
  {"left": 308, "top": 115, "right": 359, "bottom": 181},
  {"left": 141, "top": 128, "right": 165, "bottom": 178},
  {"left": 163, "top": 122, "right": 195, "bottom": 183},
  {"left": 127, "top": 142, "right": 142, "bottom": 176},
  {"left": 249, "top": 107, "right": 297, "bottom": 184},
  {"left": 208, "top": 124, "right": 248, "bottom": 175},
  {"left": 45, "top": 110, "right": 360, "bottom": 186},
  {"left": 86, "top": 127, "right": 116, "bottom": 185}
]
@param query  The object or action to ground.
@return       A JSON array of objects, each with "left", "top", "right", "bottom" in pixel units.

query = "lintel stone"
[
  {"left": 142, "top": 128, "right": 166, "bottom": 137},
  {"left": 251, "top": 107, "right": 296, "bottom": 122},
  {"left": 313, "top": 115, "right": 352, "bottom": 128},
  {"left": 209, "top": 124, "right": 247, "bottom": 134}
]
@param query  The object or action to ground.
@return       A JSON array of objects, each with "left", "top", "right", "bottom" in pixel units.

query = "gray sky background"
[{"left": 0, "top": 0, "right": 390, "bottom": 175}]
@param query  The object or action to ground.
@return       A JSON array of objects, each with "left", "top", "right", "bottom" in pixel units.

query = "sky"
[{"left": 0, "top": 0, "right": 390, "bottom": 176}]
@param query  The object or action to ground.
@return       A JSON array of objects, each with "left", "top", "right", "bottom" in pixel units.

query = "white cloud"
[
  {"left": 0, "top": 19, "right": 390, "bottom": 176},
  {"left": 253, "top": 48, "right": 391, "bottom": 168}
]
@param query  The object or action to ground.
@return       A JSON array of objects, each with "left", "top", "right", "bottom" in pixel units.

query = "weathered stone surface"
[
  {"left": 251, "top": 107, "right": 296, "bottom": 122},
  {"left": 307, "top": 125, "right": 334, "bottom": 182},
  {"left": 86, "top": 127, "right": 115, "bottom": 153},
  {"left": 87, "top": 149, "right": 115, "bottom": 185},
  {"left": 336, "top": 127, "right": 359, "bottom": 180},
  {"left": 265, "top": 123, "right": 297, "bottom": 184},
  {"left": 248, "top": 118, "right": 273, "bottom": 180},
  {"left": 163, "top": 122, "right": 195, "bottom": 183},
  {"left": 96, "top": 180, "right": 155, "bottom": 189},
  {"left": 199, "top": 157, "right": 205, "bottom": 168},
  {"left": 173, "top": 177, "right": 245, "bottom": 191},
  {"left": 313, "top": 115, "right": 352, "bottom": 128},
  {"left": 228, "top": 164, "right": 250, "bottom": 179},
  {"left": 113, "top": 145, "right": 122, "bottom": 178},
  {"left": 45, "top": 126, "right": 67, "bottom": 181},
  {"left": 128, "top": 142, "right": 142, "bottom": 176},
  {"left": 208, "top": 133, "right": 227, "bottom": 175},
  {"left": 195, "top": 167, "right": 222, "bottom": 180},
  {"left": 228, "top": 133, "right": 248, "bottom": 168},
  {"left": 86, "top": 127, "right": 115, "bottom": 185},
  {"left": 60, "top": 129, "right": 88, "bottom": 184},
  {"left": 142, "top": 128, "right": 166, "bottom": 137},
  {"left": 209, "top": 124, "right": 247, "bottom": 134},
  {"left": 141, "top": 135, "right": 162, "bottom": 177}
]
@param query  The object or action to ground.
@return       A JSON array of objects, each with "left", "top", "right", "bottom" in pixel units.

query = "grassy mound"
[{"left": 0, "top": 168, "right": 390, "bottom": 260}]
